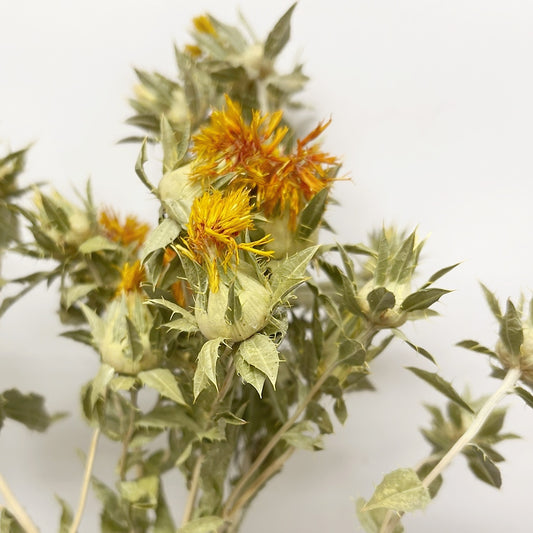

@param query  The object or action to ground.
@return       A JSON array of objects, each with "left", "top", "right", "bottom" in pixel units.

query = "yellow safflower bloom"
[
  {"left": 115, "top": 260, "right": 145, "bottom": 296},
  {"left": 181, "top": 187, "right": 273, "bottom": 292}
]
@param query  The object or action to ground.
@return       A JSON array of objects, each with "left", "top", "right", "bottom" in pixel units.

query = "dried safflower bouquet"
[{"left": 1, "top": 5, "right": 532, "bottom": 533}]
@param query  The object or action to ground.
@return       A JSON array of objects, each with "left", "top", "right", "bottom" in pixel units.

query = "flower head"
[
  {"left": 115, "top": 260, "right": 145, "bottom": 296},
  {"left": 182, "top": 187, "right": 273, "bottom": 291},
  {"left": 99, "top": 209, "right": 149, "bottom": 249},
  {"left": 191, "top": 95, "right": 287, "bottom": 188}
]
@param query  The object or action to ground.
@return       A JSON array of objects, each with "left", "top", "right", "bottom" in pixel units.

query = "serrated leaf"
[
  {"left": 296, "top": 187, "right": 328, "bottom": 240},
  {"left": 270, "top": 246, "right": 318, "bottom": 302},
  {"left": 465, "top": 444, "right": 502, "bottom": 488},
  {"left": 389, "top": 230, "right": 416, "bottom": 284},
  {"left": 109, "top": 376, "right": 137, "bottom": 392},
  {"left": 456, "top": 339, "right": 498, "bottom": 359},
  {"left": 421, "top": 263, "right": 460, "bottom": 288},
  {"left": 281, "top": 420, "right": 323, "bottom": 451},
  {"left": 355, "top": 498, "right": 404, "bottom": 533},
  {"left": 367, "top": 287, "right": 396, "bottom": 314},
  {"left": 404, "top": 341, "right": 436, "bottom": 365},
  {"left": 406, "top": 367, "right": 474, "bottom": 413},
  {"left": 499, "top": 299, "right": 523, "bottom": 357},
  {"left": 225, "top": 281, "right": 242, "bottom": 325},
  {"left": 126, "top": 316, "right": 143, "bottom": 362},
  {"left": 90, "top": 364, "right": 115, "bottom": 409},
  {"left": 480, "top": 283, "right": 502, "bottom": 321},
  {"left": 139, "top": 369, "right": 187, "bottom": 406},
  {"left": 234, "top": 351, "right": 266, "bottom": 396},
  {"left": 193, "top": 338, "right": 223, "bottom": 400},
  {"left": 363, "top": 468, "right": 430, "bottom": 512},
  {"left": 264, "top": 3, "right": 296, "bottom": 59},
  {"left": 374, "top": 231, "right": 390, "bottom": 286},
  {"left": 400, "top": 288, "right": 450, "bottom": 312},
  {"left": 141, "top": 218, "right": 180, "bottom": 260},
  {"left": 177, "top": 516, "right": 224, "bottom": 533},
  {"left": 238, "top": 333, "right": 279, "bottom": 387}
]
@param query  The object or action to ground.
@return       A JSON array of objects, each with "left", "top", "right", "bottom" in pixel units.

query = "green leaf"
[
  {"left": 126, "top": 317, "right": 144, "bottom": 362},
  {"left": 406, "top": 367, "right": 474, "bottom": 413},
  {"left": 281, "top": 420, "right": 323, "bottom": 451},
  {"left": 356, "top": 498, "right": 404, "bottom": 533},
  {"left": 135, "top": 138, "right": 156, "bottom": 193},
  {"left": 78, "top": 236, "right": 118, "bottom": 254},
  {"left": 2, "top": 389, "right": 58, "bottom": 431},
  {"left": 363, "top": 468, "right": 431, "bottom": 512},
  {"left": 421, "top": 263, "right": 460, "bottom": 288},
  {"left": 333, "top": 397, "right": 348, "bottom": 425},
  {"left": 161, "top": 116, "right": 179, "bottom": 172},
  {"left": 374, "top": 231, "right": 390, "bottom": 286},
  {"left": 270, "top": 246, "right": 318, "bottom": 301},
  {"left": 264, "top": 3, "right": 296, "bottom": 59},
  {"left": 465, "top": 444, "right": 502, "bottom": 488},
  {"left": 480, "top": 283, "right": 502, "bottom": 321},
  {"left": 193, "top": 338, "right": 223, "bottom": 400},
  {"left": 296, "top": 187, "right": 328, "bottom": 240},
  {"left": 225, "top": 281, "right": 242, "bottom": 325},
  {"left": 177, "top": 516, "right": 224, "bottom": 533},
  {"left": 238, "top": 333, "right": 280, "bottom": 387},
  {"left": 367, "top": 287, "right": 396, "bottom": 314},
  {"left": 456, "top": 339, "right": 498, "bottom": 359},
  {"left": 0, "top": 509, "right": 25, "bottom": 533},
  {"left": 400, "top": 288, "right": 450, "bottom": 312},
  {"left": 61, "top": 283, "right": 97, "bottom": 309},
  {"left": 141, "top": 218, "right": 180, "bottom": 260},
  {"left": 90, "top": 364, "right": 115, "bottom": 410},
  {"left": 234, "top": 351, "right": 266, "bottom": 396},
  {"left": 499, "top": 299, "right": 523, "bottom": 357},
  {"left": 56, "top": 496, "right": 73, "bottom": 533},
  {"left": 119, "top": 476, "right": 159, "bottom": 509},
  {"left": 514, "top": 386, "right": 533, "bottom": 409},
  {"left": 306, "top": 401, "right": 334, "bottom": 434},
  {"left": 403, "top": 340, "right": 436, "bottom": 365},
  {"left": 139, "top": 369, "right": 187, "bottom": 406},
  {"left": 389, "top": 230, "right": 416, "bottom": 284},
  {"left": 154, "top": 486, "right": 176, "bottom": 533}
]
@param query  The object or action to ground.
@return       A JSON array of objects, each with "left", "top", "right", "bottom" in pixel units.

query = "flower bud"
[
  {"left": 357, "top": 280, "right": 411, "bottom": 328},
  {"left": 496, "top": 326, "right": 533, "bottom": 384},
  {"left": 195, "top": 270, "right": 272, "bottom": 341}
]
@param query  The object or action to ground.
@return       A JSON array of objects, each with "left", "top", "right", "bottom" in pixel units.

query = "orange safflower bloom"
[
  {"left": 99, "top": 209, "right": 150, "bottom": 249},
  {"left": 181, "top": 187, "right": 273, "bottom": 292},
  {"left": 190, "top": 95, "right": 287, "bottom": 189}
]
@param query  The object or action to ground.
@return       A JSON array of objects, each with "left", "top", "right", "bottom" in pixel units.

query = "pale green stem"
[
  {"left": 223, "top": 325, "right": 376, "bottom": 520},
  {"left": 380, "top": 366, "right": 521, "bottom": 533},
  {"left": 0, "top": 472, "right": 39, "bottom": 533},
  {"left": 68, "top": 427, "right": 101, "bottom": 533},
  {"left": 181, "top": 454, "right": 205, "bottom": 526}
]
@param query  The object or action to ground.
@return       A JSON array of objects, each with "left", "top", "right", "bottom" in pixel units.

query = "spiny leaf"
[
  {"left": 193, "top": 338, "right": 223, "bottom": 400},
  {"left": 296, "top": 187, "right": 328, "bottom": 240},
  {"left": 400, "top": 288, "right": 450, "bottom": 312},
  {"left": 465, "top": 444, "right": 502, "bottom": 488},
  {"left": 480, "top": 283, "right": 502, "bottom": 321},
  {"left": 363, "top": 468, "right": 431, "bottom": 512},
  {"left": 264, "top": 3, "right": 297, "bottom": 59},
  {"left": 135, "top": 138, "right": 156, "bottom": 193},
  {"left": 139, "top": 369, "right": 187, "bottom": 406},
  {"left": 499, "top": 299, "right": 523, "bottom": 357},
  {"left": 514, "top": 386, "right": 533, "bottom": 410},
  {"left": 456, "top": 340, "right": 498, "bottom": 359},
  {"left": 367, "top": 287, "right": 396, "bottom": 314},
  {"left": 355, "top": 498, "right": 404, "bottom": 533},
  {"left": 177, "top": 516, "right": 224, "bottom": 533},
  {"left": 406, "top": 367, "right": 474, "bottom": 413},
  {"left": 238, "top": 333, "right": 280, "bottom": 387},
  {"left": 421, "top": 263, "right": 460, "bottom": 289}
]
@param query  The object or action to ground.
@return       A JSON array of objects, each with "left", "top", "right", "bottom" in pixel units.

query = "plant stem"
[
  {"left": 119, "top": 389, "right": 138, "bottom": 481},
  {"left": 222, "top": 324, "right": 377, "bottom": 522},
  {"left": 225, "top": 447, "right": 294, "bottom": 524},
  {"left": 181, "top": 454, "right": 205, "bottom": 526},
  {"left": 68, "top": 427, "right": 101, "bottom": 533},
  {"left": 0, "top": 472, "right": 39, "bottom": 533},
  {"left": 379, "top": 366, "right": 521, "bottom": 533}
]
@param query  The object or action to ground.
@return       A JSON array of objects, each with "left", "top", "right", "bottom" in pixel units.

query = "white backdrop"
[{"left": 1, "top": 1, "right": 533, "bottom": 531}]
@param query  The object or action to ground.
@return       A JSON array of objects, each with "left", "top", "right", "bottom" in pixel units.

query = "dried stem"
[
  {"left": 0, "top": 472, "right": 39, "bottom": 533},
  {"left": 379, "top": 366, "right": 522, "bottom": 533},
  {"left": 181, "top": 454, "right": 205, "bottom": 526},
  {"left": 68, "top": 427, "right": 101, "bottom": 533}
]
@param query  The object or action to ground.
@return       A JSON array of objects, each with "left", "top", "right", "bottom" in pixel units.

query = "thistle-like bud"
[
  {"left": 83, "top": 293, "right": 160, "bottom": 375},
  {"left": 195, "top": 269, "right": 273, "bottom": 342}
]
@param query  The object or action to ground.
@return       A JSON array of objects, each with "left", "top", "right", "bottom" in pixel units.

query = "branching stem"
[{"left": 379, "top": 366, "right": 521, "bottom": 533}]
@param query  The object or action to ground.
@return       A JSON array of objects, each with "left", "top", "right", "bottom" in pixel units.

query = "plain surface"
[{"left": 1, "top": 1, "right": 533, "bottom": 531}]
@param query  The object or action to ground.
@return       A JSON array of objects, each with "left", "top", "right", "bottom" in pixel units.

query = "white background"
[{"left": 1, "top": 1, "right": 533, "bottom": 531}]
